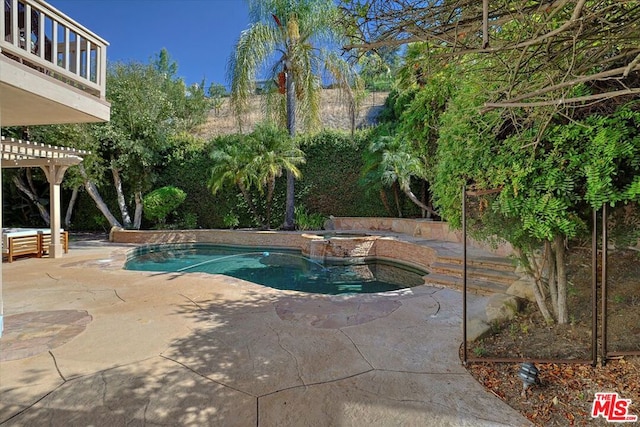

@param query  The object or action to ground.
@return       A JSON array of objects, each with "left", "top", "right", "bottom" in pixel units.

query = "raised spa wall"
[
  {"left": 326, "top": 217, "right": 514, "bottom": 257},
  {"left": 110, "top": 217, "right": 513, "bottom": 275}
]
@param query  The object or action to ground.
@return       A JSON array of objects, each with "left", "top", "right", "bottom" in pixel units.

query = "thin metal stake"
[
  {"left": 592, "top": 208, "right": 598, "bottom": 366},
  {"left": 462, "top": 185, "right": 468, "bottom": 365},
  {"left": 601, "top": 205, "right": 608, "bottom": 365}
]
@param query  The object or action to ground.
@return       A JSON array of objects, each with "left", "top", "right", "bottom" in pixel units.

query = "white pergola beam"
[{"left": 1, "top": 136, "right": 89, "bottom": 259}]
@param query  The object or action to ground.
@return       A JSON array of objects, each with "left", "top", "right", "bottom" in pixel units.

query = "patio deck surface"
[{"left": 0, "top": 236, "right": 531, "bottom": 426}]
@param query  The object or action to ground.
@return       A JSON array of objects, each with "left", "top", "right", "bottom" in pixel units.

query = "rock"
[
  {"left": 485, "top": 294, "right": 521, "bottom": 325},
  {"left": 466, "top": 317, "right": 492, "bottom": 341},
  {"left": 507, "top": 278, "right": 536, "bottom": 302}
]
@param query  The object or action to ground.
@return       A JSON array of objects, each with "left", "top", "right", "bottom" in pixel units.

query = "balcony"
[{"left": 0, "top": 0, "right": 110, "bottom": 125}]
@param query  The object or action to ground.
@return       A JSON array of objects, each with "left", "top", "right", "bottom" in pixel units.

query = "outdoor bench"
[{"left": 2, "top": 228, "right": 69, "bottom": 262}]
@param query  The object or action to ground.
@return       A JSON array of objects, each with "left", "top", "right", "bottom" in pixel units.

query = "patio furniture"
[
  {"left": 2, "top": 229, "right": 40, "bottom": 262},
  {"left": 39, "top": 229, "right": 69, "bottom": 257},
  {"left": 2, "top": 228, "right": 69, "bottom": 262}
]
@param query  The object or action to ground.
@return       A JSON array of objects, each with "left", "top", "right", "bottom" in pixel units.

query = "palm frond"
[{"left": 228, "top": 23, "right": 280, "bottom": 126}]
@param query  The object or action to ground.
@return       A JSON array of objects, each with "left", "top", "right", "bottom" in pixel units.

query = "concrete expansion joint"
[
  {"left": 178, "top": 293, "right": 205, "bottom": 311},
  {"left": 159, "top": 354, "right": 256, "bottom": 398},
  {"left": 269, "top": 325, "right": 304, "bottom": 386},
  {"left": 338, "top": 329, "right": 374, "bottom": 369},
  {"left": 48, "top": 350, "right": 67, "bottom": 382},
  {"left": 112, "top": 289, "right": 126, "bottom": 302},
  {"left": 257, "top": 367, "right": 376, "bottom": 399},
  {"left": 45, "top": 272, "right": 61, "bottom": 281},
  {"left": 375, "top": 367, "right": 469, "bottom": 376},
  {"left": 428, "top": 298, "right": 442, "bottom": 318},
  {"left": 0, "top": 384, "right": 63, "bottom": 425}
]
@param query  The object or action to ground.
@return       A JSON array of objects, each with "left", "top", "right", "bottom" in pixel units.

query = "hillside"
[{"left": 195, "top": 89, "right": 389, "bottom": 138}]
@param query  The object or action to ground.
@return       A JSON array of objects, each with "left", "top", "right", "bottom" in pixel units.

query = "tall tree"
[
  {"left": 340, "top": 0, "right": 640, "bottom": 111},
  {"left": 25, "top": 123, "right": 120, "bottom": 229},
  {"left": 432, "top": 66, "right": 640, "bottom": 324},
  {"left": 92, "top": 49, "right": 209, "bottom": 229},
  {"left": 228, "top": 0, "right": 361, "bottom": 229}
]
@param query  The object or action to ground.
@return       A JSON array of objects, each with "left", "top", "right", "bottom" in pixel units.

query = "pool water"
[{"left": 125, "top": 244, "right": 426, "bottom": 295}]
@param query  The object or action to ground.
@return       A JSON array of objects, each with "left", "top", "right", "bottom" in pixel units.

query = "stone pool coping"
[{"left": 110, "top": 221, "right": 513, "bottom": 281}]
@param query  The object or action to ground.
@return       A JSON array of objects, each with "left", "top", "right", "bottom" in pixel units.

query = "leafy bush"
[
  {"left": 298, "top": 129, "right": 389, "bottom": 217},
  {"left": 294, "top": 206, "right": 326, "bottom": 230},
  {"left": 180, "top": 212, "right": 198, "bottom": 229},
  {"left": 223, "top": 212, "right": 240, "bottom": 229},
  {"left": 143, "top": 186, "right": 187, "bottom": 225}
]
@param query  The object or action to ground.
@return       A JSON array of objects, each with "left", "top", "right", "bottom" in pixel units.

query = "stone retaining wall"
[{"left": 326, "top": 217, "right": 514, "bottom": 257}]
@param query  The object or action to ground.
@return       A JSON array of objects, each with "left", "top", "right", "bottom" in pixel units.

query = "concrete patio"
[{"left": 0, "top": 237, "right": 531, "bottom": 426}]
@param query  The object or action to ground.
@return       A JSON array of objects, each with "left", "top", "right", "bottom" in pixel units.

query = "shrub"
[
  {"left": 295, "top": 206, "right": 326, "bottom": 230},
  {"left": 143, "top": 186, "right": 187, "bottom": 226},
  {"left": 223, "top": 212, "right": 240, "bottom": 229}
]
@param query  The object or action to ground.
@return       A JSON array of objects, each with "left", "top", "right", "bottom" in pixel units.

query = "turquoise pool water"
[{"left": 124, "top": 244, "right": 426, "bottom": 295}]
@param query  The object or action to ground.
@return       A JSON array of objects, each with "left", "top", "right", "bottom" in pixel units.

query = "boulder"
[{"left": 507, "top": 277, "right": 536, "bottom": 302}]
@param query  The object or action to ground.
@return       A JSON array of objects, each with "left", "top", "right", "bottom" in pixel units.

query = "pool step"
[
  {"left": 429, "top": 262, "right": 519, "bottom": 286},
  {"left": 425, "top": 273, "right": 510, "bottom": 296},
  {"left": 425, "top": 250, "right": 518, "bottom": 295},
  {"left": 435, "top": 254, "right": 516, "bottom": 272}
]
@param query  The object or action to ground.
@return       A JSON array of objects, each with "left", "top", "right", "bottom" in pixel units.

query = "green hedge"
[
  {"left": 298, "top": 130, "right": 389, "bottom": 217},
  {"left": 36, "top": 129, "right": 392, "bottom": 230},
  {"left": 156, "top": 129, "right": 390, "bottom": 228}
]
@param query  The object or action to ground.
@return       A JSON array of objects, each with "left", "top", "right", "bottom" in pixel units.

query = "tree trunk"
[
  {"left": 78, "top": 164, "right": 123, "bottom": 229},
  {"left": 265, "top": 178, "right": 275, "bottom": 229},
  {"left": 283, "top": 66, "right": 296, "bottom": 230},
  {"left": 379, "top": 189, "right": 392, "bottom": 216},
  {"left": 403, "top": 186, "right": 438, "bottom": 217},
  {"left": 238, "top": 181, "right": 262, "bottom": 226},
  {"left": 532, "top": 275, "right": 554, "bottom": 324},
  {"left": 111, "top": 167, "right": 132, "bottom": 228},
  {"left": 12, "top": 173, "right": 50, "bottom": 225},
  {"left": 553, "top": 234, "right": 569, "bottom": 324},
  {"left": 64, "top": 186, "right": 79, "bottom": 228},
  {"left": 421, "top": 180, "right": 427, "bottom": 218},
  {"left": 514, "top": 247, "right": 554, "bottom": 324},
  {"left": 26, "top": 168, "right": 38, "bottom": 196},
  {"left": 546, "top": 240, "right": 559, "bottom": 318},
  {"left": 393, "top": 182, "right": 402, "bottom": 217},
  {"left": 133, "top": 190, "right": 143, "bottom": 230}
]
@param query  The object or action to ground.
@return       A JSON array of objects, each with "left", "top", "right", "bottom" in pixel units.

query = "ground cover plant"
[{"left": 465, "top": 247, "right": 640, "bottom": 426}]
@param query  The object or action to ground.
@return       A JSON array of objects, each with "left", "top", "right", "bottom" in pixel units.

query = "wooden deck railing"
[{"left": 0, "top": 0, "right": 108, "bottom": 99}]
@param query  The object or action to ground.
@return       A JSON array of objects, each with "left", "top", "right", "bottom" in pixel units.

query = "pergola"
[{"left": 1, "top": 136, "right": 88, "bottom": 258}]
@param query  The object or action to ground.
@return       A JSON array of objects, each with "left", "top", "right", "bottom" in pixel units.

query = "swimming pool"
[{"left": 125, "top": 244, "right": 426, "bottom": 295}]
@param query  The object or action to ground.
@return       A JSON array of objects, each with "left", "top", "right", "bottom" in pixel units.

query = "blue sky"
[{"left": 50, "top": 0, "right": 251, "bottom": 89}]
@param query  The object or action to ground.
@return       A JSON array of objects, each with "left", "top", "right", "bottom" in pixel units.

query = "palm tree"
[
  {"left": 228, "top": 0, "right": 361, "bottom": 230},
  {"left": 246, "top": 123, "right": 305, "bottom": 228},
  {"left": 208, "top": 135, "right": 263, "bottom": 225},
  {"left": 372, "top": 136, "right": 437, "bottom": 218},
  {"left": 208, "top": 125, "right": 305, "bottom": 229}
]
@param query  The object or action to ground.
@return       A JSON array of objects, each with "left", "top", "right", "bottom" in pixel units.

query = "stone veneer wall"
[
  {"left": 326, "top": 217, "right": 514, "bottom": 257},
  {"left": 373, "top": 238, "right": 439, "bottom": 269},
  {"left": 111, "top": 229, "right": 308, "bottom": 249},
  {"left": 110, "top": 229, "right": 439, "bottom": 274},
  {"left": 111, "top": 217, "right": 513, "bottom": 270}
]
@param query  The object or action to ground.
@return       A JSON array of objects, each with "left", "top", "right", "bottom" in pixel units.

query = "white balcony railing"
[{"left": 1, "top": 0, "right": 108, "bottom": 99}]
